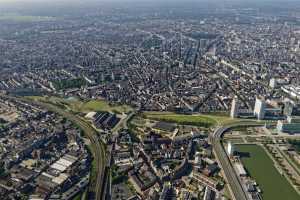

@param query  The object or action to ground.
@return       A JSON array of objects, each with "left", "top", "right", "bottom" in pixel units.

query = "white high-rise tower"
[
  {"left": 227, "top": 141, "right": 234, "bottom": 156},
  {"left": 230, "top": 96, "right": 239, "bottom": 118},
  {"left": 254, "top": 96, "right": 266, "bottom": 120}
]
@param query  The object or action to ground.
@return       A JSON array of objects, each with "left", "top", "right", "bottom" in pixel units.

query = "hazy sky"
[
  {"left": 0, "top": 0, "right": 297, "bottom": 3},
  {"left": 0, "top": 0, "right": 298, "bottom": 10}
]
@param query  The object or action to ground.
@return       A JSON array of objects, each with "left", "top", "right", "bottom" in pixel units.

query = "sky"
[
  {"left": 0, "top": 0, "right": 296, "bottom": 1},
  {"left": 0, "top": 0, "right": 298, "bottom": 11},
  {"left": 0, "top": 0, "right": 298, "bottom": 4}
]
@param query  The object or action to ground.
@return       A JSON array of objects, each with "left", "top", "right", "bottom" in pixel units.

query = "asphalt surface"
[{"left": 211, "top": 122, "right": 265, "bottom": 200}]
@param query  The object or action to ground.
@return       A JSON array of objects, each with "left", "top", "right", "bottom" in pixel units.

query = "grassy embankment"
[
  {"left": 27, "top": 96, "right": 132, "bottom": 114},
  {"left": 142, "top": 111, "right": 243, "bottom": 128}
]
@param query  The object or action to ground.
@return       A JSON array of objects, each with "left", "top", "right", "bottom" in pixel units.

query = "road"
[
  {"left": 101, "top": 110, "right": 138, "bottom": 200},
  {"left": 112, "top": 111, "right": 135, "bottom": 133},
  {"left": 1, "top": 95, "right": 107, "bottom": 200},
  {"left": 211, "top": 122, "right": 265, "bottom": 200}
]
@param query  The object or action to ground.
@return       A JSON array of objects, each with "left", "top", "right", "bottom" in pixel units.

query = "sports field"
[{"left": 237, "top": 144, "right": 299, "bottom": 200}]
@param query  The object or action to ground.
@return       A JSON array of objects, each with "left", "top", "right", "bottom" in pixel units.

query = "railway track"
[{"left": 1, "top": 95, "right": 107, "bottom": 200}]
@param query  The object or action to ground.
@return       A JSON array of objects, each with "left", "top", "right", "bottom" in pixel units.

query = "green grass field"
[
  {"left": 80, "top": 100, "right": 131, "bottom": 113},
  {"left": 27, "top": 96, "right": 132, "bottom": 114},
  {"left": 142, "top": 112, "right": 241, "bottom": 128},
  {"left": 237, "top": 144, "right": 299, "bottom": 200},
  {"left": 146, "top": 114, "right": 215, "bottom": 128}
]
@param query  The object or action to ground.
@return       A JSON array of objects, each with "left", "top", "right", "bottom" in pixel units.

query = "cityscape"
[{"left": 0, "top": 0, "right": 300, "bottom": 200}]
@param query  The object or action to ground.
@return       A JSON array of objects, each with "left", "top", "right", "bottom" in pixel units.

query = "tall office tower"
[
  {"left": 230, "top": 96, "right": 240, "bottom": 118},
  {"left": 254, "top": 97, "right": 266, "bottom": 120}
]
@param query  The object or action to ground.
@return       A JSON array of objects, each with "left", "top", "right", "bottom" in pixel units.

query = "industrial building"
[
  {"left": 89, "top": 111, "right": 120, "bottom": 130},
  {"left": 203, "top": 186, "right": 216, "bottom": 200}
]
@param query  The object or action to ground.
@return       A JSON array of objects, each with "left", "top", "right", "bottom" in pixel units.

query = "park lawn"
[
  {"left": 143, "top": 112, "right": 218, "bottom": 128},
  {"left": 59, "top": 98, "right": 132, "bottom": 114},
  {"left": 26, "top": 96, "right": 132, "bottom": 114},
  {"left": 202, "top": 114, "right": 240, "bottom": 125},
  {"left": 237, "top": 144, "right": 299, "bottom": 200},
  {"left": 81, "top": 100, "right": 113, "bottom": 112},
  {"left": 79, "top": 100, "right": 132, "bottom": 114},
  {"left": 26, "top": 96, "right": 46, "bottom": 101},
  {"left": 143, "top": 112, "right": 242, "bottom": 128},
  {"left": 52, "top": 78, "right": 87, "bottom": 90}
]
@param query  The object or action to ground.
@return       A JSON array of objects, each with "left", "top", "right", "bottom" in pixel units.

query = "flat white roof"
[
  {"left": 63, "top": 154, "right": 78, "bottom": 162},
  {"left": 51, "top": 163, "right": 68, "bottom": 172},
  {"left": 85, "top": 112, "right": 96, "bottom": 119},
  {"left": 50, "top": 154, "right": 77, "bottom": 172},
  {"left": 52, "top": 173, "right": 69, "bottom": 185},
  {"left": 57, "top": 158, "right": 73, "bottom": 167},
  {"left": 42, "top": 172, "right": 55, "bottom": 179}
]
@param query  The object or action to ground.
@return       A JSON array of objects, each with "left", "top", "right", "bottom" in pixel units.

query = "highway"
[{"left": 211, "top": 122, "right": 265, "bottom": 200}]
